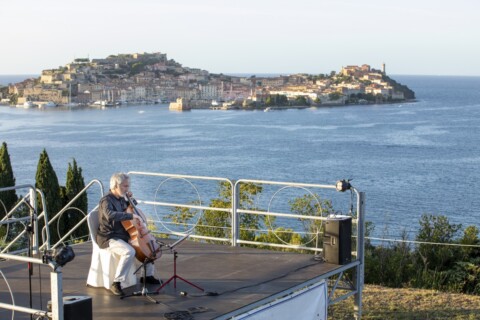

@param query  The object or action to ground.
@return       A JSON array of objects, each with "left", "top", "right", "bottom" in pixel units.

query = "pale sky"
[{"left": 1, "top": 0, "right": 479, "bottom": 76}]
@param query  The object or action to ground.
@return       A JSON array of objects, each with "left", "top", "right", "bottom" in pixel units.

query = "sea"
[{"left": 1, "top": 74, "right": 479, "bottom": 239}]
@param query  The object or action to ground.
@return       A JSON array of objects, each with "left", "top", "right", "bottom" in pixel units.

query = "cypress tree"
[
  {"left": 0, "top": 142, "right": 18, "bottom": 238},
  {"left": 64, "top": 159, "right": 88, "bottom": 240},
  {"left": 0, "top": 142, "right": 18, "bottom": 214},
  {"left": 35, "top": 149, "right": 62, "bottom": 244}
]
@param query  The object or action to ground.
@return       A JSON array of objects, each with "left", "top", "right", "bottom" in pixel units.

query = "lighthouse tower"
[{"left": 381, "top": 63, "right": 386, "bottom": 74}]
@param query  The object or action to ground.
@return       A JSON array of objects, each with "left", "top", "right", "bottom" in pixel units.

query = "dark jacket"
[{"left": 96, "top": 191, "right": 134, "bottom": 249}]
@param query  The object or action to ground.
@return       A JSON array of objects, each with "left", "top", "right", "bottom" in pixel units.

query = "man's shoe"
[
  {"left": 140, "top": 276, "right": 161, "bottom": 285},
  {"left": 111, "top": 282, "right": 125, "bottom": 296}
]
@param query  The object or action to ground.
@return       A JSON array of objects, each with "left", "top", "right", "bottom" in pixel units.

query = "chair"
[{"left": 86, "top": 209, "right": 137, "bottom": 290}]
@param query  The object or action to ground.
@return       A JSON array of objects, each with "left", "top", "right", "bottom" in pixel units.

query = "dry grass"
[{"left": 328, "top": 284, "right": 480, "bottom": 319}]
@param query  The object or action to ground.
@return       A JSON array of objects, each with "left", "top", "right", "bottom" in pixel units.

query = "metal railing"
[
  {"left": 43, "top": 179, "right": 104, "bottom": 250},
  {"left": 128, "top": 171, "right": 365, "bottom": 319},
  {"left": 1, "top": 173, "right": 365, "bottom": 319},
  {"left": 0, "top": 184, "right": 63, "bottom": 320},
  {"left": 0, "top": 253, "right": 64, "bottom": 320},
  {"left": 128, "top": 171, "right": 234, "bottom": 243},
  {"left": 0, "top": 180, "right": 103, "bottom": 320},
  {"left": 0, "top": 184, "right": 46, "bottom": 255}
]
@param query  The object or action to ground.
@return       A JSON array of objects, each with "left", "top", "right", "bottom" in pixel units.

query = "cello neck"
[{"left": 125, "top": 194, "right": 142, "bottom": 217}]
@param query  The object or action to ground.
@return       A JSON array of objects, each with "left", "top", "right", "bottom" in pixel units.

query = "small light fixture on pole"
[{"left": 336, "top": 179, "right": 351, "bottom": 192}]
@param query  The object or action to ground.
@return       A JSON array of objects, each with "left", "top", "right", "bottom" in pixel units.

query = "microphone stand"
[
  {"left": 155, "top": 234, "right": 204, "bottom": 293},
  {"left": 121, "top": 258, "right": 160, "bottom": 304},
  {"left": 23, "top": 199, "right": 36, "bottom": 320}
]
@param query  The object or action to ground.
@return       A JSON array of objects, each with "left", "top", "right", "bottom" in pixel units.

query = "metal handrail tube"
[
  {"left": 0, "top": 184, "right": 35, "bottom": 193},
  {"left": 41, "top": 179, "right": 104, "bottom": 250},
  {"left": 0, "top": 303, "right": 49, "bottom": 318},
  {"left": 141, "top": 200, "right": 232, "bottom": 213},
  {"left": 0, "top": 216, "right": 30, "bottom": 225},
  {"left": 237, "top": 239, "right": 322, "bottom": 252},
  {"left": 164, "top": 232, "right": 231, "bottom": 243},
  {"left": 128, "top": 171, "right": 232, "bottom": 183},
  {"left": 34, "top": 188, "right": 51, "bottom": 251},
  {"left": 51, "top": 206, "right": 100, "bottom": 250},
  {"left": 237, "top": 208, "right": 327, "bottom": 220},
  {"left": 235, "top": 179, "right": 337, "bottom": 190},
  {"left": 2, "top": 248, "right": 28, "bottom": 255},
  {"left": 1, "top": 228, "right": 31, "bottom": 254},
  {"left": 0, "top": 194, "right": 30, "bottom": 222},
  {"left": 0, "top": 253, "right": 55, "bottom": 269}
]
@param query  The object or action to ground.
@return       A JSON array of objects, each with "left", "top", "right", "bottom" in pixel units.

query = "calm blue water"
[{"left": 1, "top": 75, "right": 479, "bottom": 238}]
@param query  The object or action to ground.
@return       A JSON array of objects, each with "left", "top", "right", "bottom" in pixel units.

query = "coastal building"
[
  {"left": 365, "top": 85, "right": 390, "bottom": 97},
  {"left": 169, "top": 98, "right": 191, "bottom": 111},
  {"left": 40, "top": 70, "right": 60, "bottom": 84},
  {"left": 200, "top": 84, "right": 218, "bottom": 99},
  {"left": 260, "top": 76, "right": 288, "bottom": 88},
  {"left": 269, "top": 90, "right": 318, "bottom": 102}
]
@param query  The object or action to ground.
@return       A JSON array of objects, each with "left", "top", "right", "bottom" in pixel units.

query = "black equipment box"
[
  {"left": 323, "top": 215, "right": 352, "bottom": 265},
  {"left": 48, "top": 295, "right": 92, "bottom": 320}
]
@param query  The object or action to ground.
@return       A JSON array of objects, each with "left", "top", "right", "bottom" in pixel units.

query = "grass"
[{"left": 328, "top": 284, "right": 480, "bottom": 319}]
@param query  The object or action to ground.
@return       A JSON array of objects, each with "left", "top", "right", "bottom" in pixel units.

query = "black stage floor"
[{"left": 0, "top": 240, "right": 342, "bottom": 320}]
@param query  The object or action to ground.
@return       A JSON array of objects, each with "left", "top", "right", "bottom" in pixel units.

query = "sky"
[{"left": 1, "top": 0, "right": 479, "bottom": 76}]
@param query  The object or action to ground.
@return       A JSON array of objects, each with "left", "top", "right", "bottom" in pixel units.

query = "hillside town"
[{"left": 0, "top": 52, "right": 415, "bottom": 109}]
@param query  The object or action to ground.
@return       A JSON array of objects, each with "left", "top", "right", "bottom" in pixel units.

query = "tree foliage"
[
  {"left": 416, "top": 214, "right": 462, "bottom": 271},
  {"left": 0, "top": 142, "right": 18, "bottom": 240},
  {"left": 196, "top": 182, "right": 263, "bottom": 243},
  {"left": 62, "top": 159, "right": 88, "bottom": 241},
  {"left": 0, "top": 142, "right": 18, "bottom": 216},
  {"left": 328, "top": 92, "right": 342, "bottom": 101},
  {"left": 265, "top": 94, "right": 288, "bottom": 106},
  {"left": 293, "top": 95, "right": 309, "bottom": 106},
  {"left": 288, "top": 194, "right": 334, "bottom": 240},
  {"left": 35, "top": 149, "right": 62, "bottom": 244},
  {"left": 364, "top": 213, "right": 480, "bottom": 294}
]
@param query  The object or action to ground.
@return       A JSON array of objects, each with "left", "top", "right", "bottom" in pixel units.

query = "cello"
[{"left": 121, "top": 194, "right": 162, "bottom": 263}]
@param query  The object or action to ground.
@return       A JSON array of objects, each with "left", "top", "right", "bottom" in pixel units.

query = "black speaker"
[
  {"left": 48, "top": 296, "right": 92, "bottom": 320},
  {"left": 323, "top": 216, "right": 352, "bottom": 265}
]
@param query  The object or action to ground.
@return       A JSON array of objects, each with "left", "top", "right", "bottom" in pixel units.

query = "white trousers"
[{"left": 108, "top": 238, "right": 155, "bottom": 283}]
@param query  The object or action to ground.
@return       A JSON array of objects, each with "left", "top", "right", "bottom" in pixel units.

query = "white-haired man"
[{"left": 97, "top": 172, "right": 160, "bottom": 296}]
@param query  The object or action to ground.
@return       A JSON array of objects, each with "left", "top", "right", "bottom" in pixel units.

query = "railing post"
[
  {"left": 232, "top": 180, "right": 239, "bottom": 247},
  {"left": 30, "top": 187, "right": 39, "bottom": 255},
  {"left": 51, "top": 270, "right": 64, "bottom": 320},
  {"left": 354, "top": 191, "right": 365, "bottom": 319}
]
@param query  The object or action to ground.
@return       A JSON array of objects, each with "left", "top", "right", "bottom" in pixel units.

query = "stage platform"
[{"left": 0, "top": 240, "right": 343, "bottom": 320}]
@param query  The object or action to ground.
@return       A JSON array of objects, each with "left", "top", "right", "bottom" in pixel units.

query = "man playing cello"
[{"left": 97, "top": 172, "right": 161, "bottom": 296}]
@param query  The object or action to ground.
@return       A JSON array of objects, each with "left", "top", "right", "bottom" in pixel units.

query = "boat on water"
[
  {"left": 90, "top": 100, "right": 114, "bottom": 108},
  {"left": 16, "top": 101, "right": 36, "bottom": 108},
  {"left": 38, "top": 101, "right": 57, "bottom": 108},
  {"left": 264, "top": 106, "right": 285, "bottom": 112},
  {"left": 221, "top": 101, "right": 237, "bottom": 110}
]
